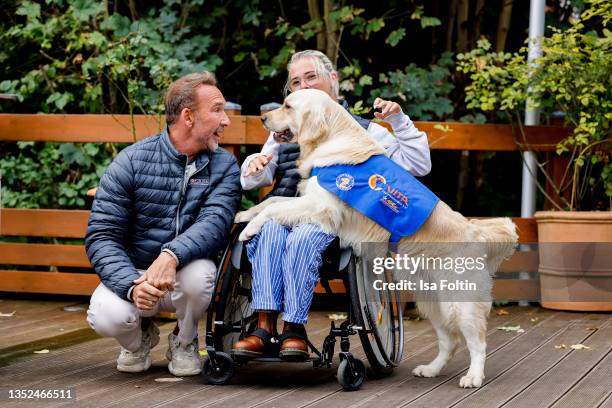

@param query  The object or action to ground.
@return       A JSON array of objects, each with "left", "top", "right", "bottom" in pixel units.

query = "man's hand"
[
  {"left": 131, "top": 280, "right": 165, "bottom": 311},
  {"left": 135, "top": 251, "right": 178, "bottom": 292},
  {"left": 244, "top": 154, "right": 273, "bottom": 177},
  {"left": 373, "top": 98, "right": 402, "bottom": 119}
]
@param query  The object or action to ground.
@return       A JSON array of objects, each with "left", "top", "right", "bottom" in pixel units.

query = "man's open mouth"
[{"left": 273, "top": 129, "right": 294, "bottom": 143}]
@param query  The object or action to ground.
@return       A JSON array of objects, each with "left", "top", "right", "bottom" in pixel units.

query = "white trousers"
[{"left": 87, "top": 259, "right": 216, "bottom": 351}]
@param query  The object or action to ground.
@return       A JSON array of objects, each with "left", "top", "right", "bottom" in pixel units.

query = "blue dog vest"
[{"left": 311, "top": 155, "right": 439, "bottom": 243}]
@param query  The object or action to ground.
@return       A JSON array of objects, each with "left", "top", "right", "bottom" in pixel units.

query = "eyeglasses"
[{"left": 288, "top": 72, "right": 320, "bottom": 91}]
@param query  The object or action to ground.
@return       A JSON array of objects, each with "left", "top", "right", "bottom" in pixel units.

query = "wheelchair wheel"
[
  {"left": 202, "top": 352, "right": 234, "bottom": 385},
  {"left": 347, "top": 255, "right": 403, "bottom": 375},
  {"left": 337, "top": 358, "right": 366, "bottom": 391},
  {"left": 215, "top": 244, "right": 256, "bottom": 353}
]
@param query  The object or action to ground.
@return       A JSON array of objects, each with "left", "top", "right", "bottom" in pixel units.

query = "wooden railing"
[{"left": 0, "top": 113, "right": 570, "bottom": 300}]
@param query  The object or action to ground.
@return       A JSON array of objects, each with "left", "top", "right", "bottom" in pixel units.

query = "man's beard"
[{"left": 207, "top": 138, "right": 219, "bottom": 151}]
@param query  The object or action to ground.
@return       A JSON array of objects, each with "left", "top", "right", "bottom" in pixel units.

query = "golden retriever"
[{"left": 235, "top": 89, "right": 518, "bottom": 388}]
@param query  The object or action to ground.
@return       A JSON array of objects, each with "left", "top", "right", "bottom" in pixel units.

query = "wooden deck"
[{"left": 1, "top": 299, "right": 611, "bottom": 408}]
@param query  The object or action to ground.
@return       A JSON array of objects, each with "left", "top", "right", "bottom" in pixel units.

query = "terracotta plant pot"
[{"left": 534, "top": 211, "right": 612, "bottom": 311}]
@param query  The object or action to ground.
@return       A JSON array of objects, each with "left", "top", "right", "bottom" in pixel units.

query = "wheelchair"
[{"left": 201, "top": 222, "right": 404, "bottom": 391}]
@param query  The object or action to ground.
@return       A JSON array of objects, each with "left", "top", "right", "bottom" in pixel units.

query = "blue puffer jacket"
[{"left": 85, "top": 128, "right": 241, "bottom": 301}]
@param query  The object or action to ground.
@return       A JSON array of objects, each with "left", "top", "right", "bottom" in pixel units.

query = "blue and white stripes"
[{"left": 246, "top": 220, "right": 336, "bottom": 324}]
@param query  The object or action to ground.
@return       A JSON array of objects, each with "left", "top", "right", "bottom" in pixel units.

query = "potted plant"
[{"left": 457, "top": 0, "right": 612, "bottom": 311}]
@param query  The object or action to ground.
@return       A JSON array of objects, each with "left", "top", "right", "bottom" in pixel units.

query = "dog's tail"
[{"left": 470, "top": 217, "right": 519, "bottom": 273}]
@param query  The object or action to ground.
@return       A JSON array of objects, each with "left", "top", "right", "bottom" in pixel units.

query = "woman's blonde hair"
[{"left": 283, "top": 50, "right": 339, "bottom": 99}]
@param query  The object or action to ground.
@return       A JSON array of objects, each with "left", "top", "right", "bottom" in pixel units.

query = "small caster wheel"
[
  {"left": 337, "top": 358, "right": 366, "bottom": 391},
  {"left": 202, "top": 352, "right": 234, "bottom": 385}
]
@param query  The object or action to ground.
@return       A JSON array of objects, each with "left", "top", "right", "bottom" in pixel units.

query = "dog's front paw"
[
  {"left": 234, "top": 211, "right": 252, "bottom": 223},
  {"left": 459, "top": 373, "right": 484, "bottom": 388},
  {"left": 412, "top": 365, "right": 440, "bottom": 378},
  {"left": 238, "top": 221, "right": 262, "bottom": 242},
  {"left": 238, "top": 228, "right": 254, "bottom": 242}
]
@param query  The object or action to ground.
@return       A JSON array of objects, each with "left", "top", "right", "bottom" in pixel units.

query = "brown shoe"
[
  {"left": 279, "top": 322, "right": 310, "bottom": 361},
  {"left": 232, "top": 311, "right": 279, "bottom": 359}
]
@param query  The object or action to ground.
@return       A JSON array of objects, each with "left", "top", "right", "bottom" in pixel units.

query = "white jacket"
[{"left": 240, "top": 111, "right": 431, "bottom": 190}]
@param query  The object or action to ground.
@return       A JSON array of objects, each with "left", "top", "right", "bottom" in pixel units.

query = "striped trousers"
[{"left": 246, "top": 221, "right": 336, "bottom": 324}]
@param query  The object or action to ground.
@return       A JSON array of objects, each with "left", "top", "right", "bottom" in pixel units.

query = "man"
[{"left": 85, "top": 72, "right": 241, "bottom": 376}]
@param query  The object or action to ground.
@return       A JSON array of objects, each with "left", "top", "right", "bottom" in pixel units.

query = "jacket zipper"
[{"left": 175, "top": 156, "right": 210, "bottom": 237}]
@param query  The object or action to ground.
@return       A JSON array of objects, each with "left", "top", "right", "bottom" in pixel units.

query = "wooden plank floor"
[{"left": 0, "top": 300, "right": 611, "bottom": 408}]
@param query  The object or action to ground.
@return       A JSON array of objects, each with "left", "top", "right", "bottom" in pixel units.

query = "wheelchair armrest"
[
  {"left": 338, "top": 247, "right": 353, "bottom": 272},
  {"left": 230, "top": 239, "right": 244, "bottom": 270}
]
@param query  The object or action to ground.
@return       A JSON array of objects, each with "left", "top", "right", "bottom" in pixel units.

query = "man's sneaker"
[
  {"left": 116, "top": 321, "right": 160, "bottom": 373},
  {"left": 166, "top": 332, "right": 202, "bottom": 376}
]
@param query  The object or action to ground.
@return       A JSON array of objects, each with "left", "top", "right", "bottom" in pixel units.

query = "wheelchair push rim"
[{"left": 348, "top": 255, "right": 403, "bottom": 374}]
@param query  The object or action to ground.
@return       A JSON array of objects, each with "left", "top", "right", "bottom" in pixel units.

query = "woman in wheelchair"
[{"left": 232, "top": 49, "right": 432, "bottom": 361}]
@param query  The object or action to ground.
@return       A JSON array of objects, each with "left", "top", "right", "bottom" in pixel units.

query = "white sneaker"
[
  {"left": 116, "top": 321, "right": 160, "bottom": 373},
  {"left": 166, "top": 333, "right": 202, "bottom": 376}
]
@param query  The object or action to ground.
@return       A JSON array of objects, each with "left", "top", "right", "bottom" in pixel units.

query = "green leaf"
[
  {"left": 410, "top": 7, "right": 424, "bottom": 20},
  {"left": 233, "top": 52, "right": 248, "bottom": 63},
  {"left": 433, "top": 123, "right": 453, "bottom": 133},
  {"left": 386, "top": 28, "right": 406, "bottom": 47},
  {"left": 46, "top": 92, "right": 74, "bottom": 110},
  {"left": 359, "top": 75, "right": 373, "bottom": 86},
  {"left": 16, "top": 1, "right": 41, "bottom": 20},
  {"left": 421, "top": 17, "right": 441, "bottom": 29},
  {"left": 366, "top": 18, "right": 385, "bottom": 33}
]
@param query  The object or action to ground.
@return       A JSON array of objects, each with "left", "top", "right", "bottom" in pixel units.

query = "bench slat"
[
  {"left": 1, "top": 209, "right": 537, "bottom": 243},
  {"left": 0, "top": 270, "right": 99, "bottom": 295},
  {"left": 0, "top": 243, "right": 91, "bottom": 267},
  {"left": 512, "top": 217, "right": 538, "bottom": 243},
  {"left": 498, "top": 250, "right": 539, "bottom": 273},
  {"left": 0, "top": 114, "right": 568, "bottom": 151},
  {"left": 492, "top": 279, "right": 540, "bottom": 301},
  {"left": 0, "top": 114, "right": 248, "bottom": 144},
  {"left": 1, "top": 208, "right": 90, "bottom": 238}
]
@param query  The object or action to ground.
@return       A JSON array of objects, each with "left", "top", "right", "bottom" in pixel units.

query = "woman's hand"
[
  {"left": 373, "top": 98, "right": 402, "bottom": 119},
  {"left": 245, "top": 154, "right": 273, "bottom": 177}
]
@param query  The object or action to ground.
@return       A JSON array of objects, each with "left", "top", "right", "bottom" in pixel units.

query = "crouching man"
[{"left": 85, "top": 72, "right": 241, "bottom": 376}]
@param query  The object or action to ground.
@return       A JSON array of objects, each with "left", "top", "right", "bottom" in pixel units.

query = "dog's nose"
[{"left": 260, "top": 115, "right": 268, "bottom": 123}]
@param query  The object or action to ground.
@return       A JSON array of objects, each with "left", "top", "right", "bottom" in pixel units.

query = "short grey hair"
[
  {"left": 283, "top": 50, "right": 339, "bottom": 99},
  {"left": 165, "top": 72, "right": 217, "bottom": 126}
]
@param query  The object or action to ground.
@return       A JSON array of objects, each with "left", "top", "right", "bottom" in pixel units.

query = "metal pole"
[
  {"left": 521, "top": 0, "right": 545, "bottom": 218},
  {"left": 519, "top": 0, "right": 545, "bottom": 306}
]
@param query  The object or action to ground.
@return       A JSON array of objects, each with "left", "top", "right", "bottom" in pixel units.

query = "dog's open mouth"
[{"left": 273, "top": 129, "right": 294, "bottom": 143}]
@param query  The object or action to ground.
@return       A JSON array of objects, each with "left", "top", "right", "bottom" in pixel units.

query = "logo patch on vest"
[
  {"left": 336, "top": 173, "right": 355, "bottom": 191},
  {"left": 312, "top": 155, "right": 439, "bottom": 243},
  {"left": 189, "top": 178, "right": 209, "bottom": 186},
  {"left": 368, "top": 173, "right": 410, "bottom": 213}
]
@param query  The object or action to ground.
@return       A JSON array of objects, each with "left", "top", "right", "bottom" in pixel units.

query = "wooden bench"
[{"left": 0, "top": 113, "right": 569, "bottom": 301}]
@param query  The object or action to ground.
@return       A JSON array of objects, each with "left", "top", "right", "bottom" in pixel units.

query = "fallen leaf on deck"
[
  {"left": 328, "top": 313, "right": 347, "bottom": 321},
  {"left": 586, "top": 327, "right": 598, "bottom": 331},
  {"left": 495, "top": 309, "right": 509, "bottom": 316},
  {"left": 155, "top": 377, "right": 183, "bottom": 383},
  {"left": 497, "top": 325, "right": 524, "bottom": 333},
  {"left": 0, "top": 311, "right": 16, "bottom": 317},
  {"left": 63, "top": 306, "right": 85, "bottom": 312},
  {"left": 570, "top": 344, "right": 591, "bottom": 350},
  {"left": 199, "top": 350, "right": 208, "bottom": 357},
  {"left": 34, "top": 349, "right": 50, "bottom": 354},
  {"left": 555, "top": 344, "right": 567, "bottom": 349},
  {"left": 134, "top": 385, "right": 141, "bottom": 388},
  {"left": 530, "top": 317, "right": 539, "bottom": 322}
]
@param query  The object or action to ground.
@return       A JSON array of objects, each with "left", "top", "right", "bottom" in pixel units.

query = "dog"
[{"left": 235, "top": 89, "right": 518, "bottom": 388}]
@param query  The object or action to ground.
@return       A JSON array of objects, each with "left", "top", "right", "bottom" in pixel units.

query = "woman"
[{"left": 233, "top": 50, "right": 431, "bottom": 360}]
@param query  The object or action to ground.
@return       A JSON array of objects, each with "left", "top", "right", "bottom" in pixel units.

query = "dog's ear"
[{"left": 298, "top": 105, "right": 329, "bottom": 144}]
